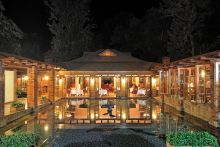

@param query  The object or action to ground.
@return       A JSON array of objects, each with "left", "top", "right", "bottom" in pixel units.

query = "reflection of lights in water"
[
  {"left": 58, "top": 114, "right": 62, "bottom": 120},
  {"left": 122, "top": 113, "right": 126, "bottom": 119},
  {"left": 152, "top": 113, "right": 157, "bottom": 120},
  {"left": 44, "top": 124, "right": 49, "bottom": 132},
  {"left": 58, "top": 124, "right": 64, "bottom": 129},
  {"left": 66, "top": 114, "right": 72, "bottom": 117}
]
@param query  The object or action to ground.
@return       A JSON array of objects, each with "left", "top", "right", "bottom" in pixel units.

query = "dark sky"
[{"left": 1, "top": 0, "right": 160, "bottom": 52}]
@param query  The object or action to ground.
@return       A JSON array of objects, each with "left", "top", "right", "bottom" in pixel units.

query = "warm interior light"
[
  {"left": 59, "top": 79, "right": 63, "bottom": 84},
  {"left": 95, "top": 114, "right": 98, "bottom": 118},
  {"left": 23, "top": 76, "right": 28, "bottom": 81},
  {"left": 90, "top": 78, "right": 94, "bottom": 85},
  {"left": 44, "top": 75, "right": 49, "bottom": 80},
  {"left": 91, "top": 113, "right": 94, "bottom": 119},
  {"left": 152, "top": 78, "right": 156, "bottom": 85},
  {"left": 122, "top": 78, "right": 126, "bottom": 85},
  {"left": 152, "top": 113, "right": 157, "bottom": 120},
  {"left": 201, "top": 70, "right": 205, "bottom": 78},
  {"left": 122, "top": 113, "right": 126, "bottom": 120},
  {"left": 58, "top": 114, "right": 62, "bottom": 120}
]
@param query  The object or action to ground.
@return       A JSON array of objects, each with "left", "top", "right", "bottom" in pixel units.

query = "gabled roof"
[{"left": 61, "top": 49, "right": 161, "bottom": 71}]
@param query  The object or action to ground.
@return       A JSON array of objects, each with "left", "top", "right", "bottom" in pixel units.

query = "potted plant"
[
  {"left": 79, "top": 103, "right": 88, "bottom": 108},
  {"left": 129, "top": 100, "right": 136, "bottom": 108},
  {"left": 16, "top": 88, "right": 27, "bottom": 98},
  {"left": 166, "top": 131, "right": 219, "bottom": 147},
  {"left": 41, "top": 96, "right": 47, "bottom": 104},
  {"left": 11, "top": 101, "right": 25, "bottom": 112}
]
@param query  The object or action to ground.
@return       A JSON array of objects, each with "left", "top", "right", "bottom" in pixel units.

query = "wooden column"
[
  {"left": 27, "top": 66, "right": 38, "bottom": 109},
  {"left": 210, "top": 62, "right": 215, "bottom": 107},
  {"left": 214, "top": 61, "right": 220, "bottom": 108},
  {"left": 0, "top": 61, "right": 4, "bottom": 118},
  {"left": 149, "top": 76, "right": 152, "bottom": 97},
  {"left": 48, "top": 69, "right": 55, "bottom": 102}
]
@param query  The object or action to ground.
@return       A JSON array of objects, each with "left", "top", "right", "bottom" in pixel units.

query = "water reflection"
[
  {"left": 0, "top": 98, "right": 219, "bottom": 145},
  {"left": 54, "top": 98, "right": 154, "bottom": 124}
]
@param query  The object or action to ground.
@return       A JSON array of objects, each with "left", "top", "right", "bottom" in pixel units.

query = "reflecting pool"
[{"left": 0, "top": 98, "right": 219, "bottom": 146}]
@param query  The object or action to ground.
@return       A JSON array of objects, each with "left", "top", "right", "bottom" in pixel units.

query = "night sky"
[{"left": 1, "top": 0, "right": 161, "bottom": 52}]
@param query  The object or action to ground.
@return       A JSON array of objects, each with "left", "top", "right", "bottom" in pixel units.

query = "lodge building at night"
[{"left": 0, "top": 49, "right": 219, "bottom": 127}]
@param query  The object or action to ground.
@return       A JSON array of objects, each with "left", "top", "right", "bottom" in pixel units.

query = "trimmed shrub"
[
  {"left": 0, "top": 132, "right": 40, "bottom": 147},
  {"left": 166, "top": 131, "right": 219, "bottom": 147}
]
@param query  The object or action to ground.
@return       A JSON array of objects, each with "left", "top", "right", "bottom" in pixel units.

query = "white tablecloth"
[
  {"left": 99, "top": 89, "right": 108, "bottom": 96},
  {"left": 137, "top": 100, "right": 146, "bottom": 105},
  {"left": 137, "top": 89, "right": 146, "bottom": 95},
  {"left": 70, "top": 89, "right": 83, "bottom": 96}
]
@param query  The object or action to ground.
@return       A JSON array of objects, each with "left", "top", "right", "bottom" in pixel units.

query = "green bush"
[
  {"left": 79, "top": 103, "right": 88, "bottom": 108},
  {"left": 129, "top": 101, "right": 136, "bottom": 108},
  {"left": 0, "top": 132, "right": 40, "bottom": 147},
  {"left": 11, "top": 101, "right": 25, "bottom": 108},
  {"left": 16, "top": 89, "right": 27, "bottom": 98},
  {"left": 166, "top": 131, "right": 219, "bottom": 147}
]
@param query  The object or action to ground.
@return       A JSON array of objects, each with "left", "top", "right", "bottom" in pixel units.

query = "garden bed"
[{"left": 166, "top": 131, "right": 219, "bottom": 147}]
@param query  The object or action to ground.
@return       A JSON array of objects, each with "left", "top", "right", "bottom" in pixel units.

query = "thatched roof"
[{"left": 61, "top": 49, "right": 161, "bottom": 71}]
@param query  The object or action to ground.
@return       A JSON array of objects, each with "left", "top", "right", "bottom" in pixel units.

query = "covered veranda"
[
  {"left": 56, "top": 49, "right": 161, "bottom": 99},
  {"left": 0, "top": 52, "right": 62, "bottom": 118},
  {"left": 157, "top": 51, "right": 220, "bottom": 126}
]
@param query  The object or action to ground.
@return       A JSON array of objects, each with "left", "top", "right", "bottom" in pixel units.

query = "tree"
[
  {"left": 45, "top": 0, "right": 94, "bottom": 63},
  {"left": 108, "top": 9, "right": 167, "bottom": 62},
  {"left": 20, "top": 33, "right": 43, "bottom": 61},
  {"left": 161, "top": 0, "right": 210, "bottom": 59},
  {"left": 0, "top": 1, "right": 23, "bottom": 55}
]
